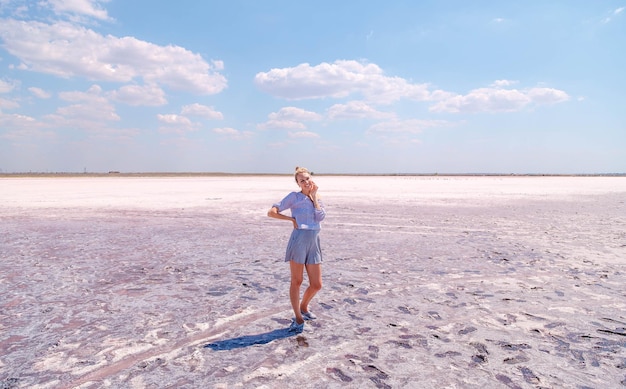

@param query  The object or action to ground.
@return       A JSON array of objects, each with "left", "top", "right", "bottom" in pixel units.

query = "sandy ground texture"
[{"left": 1, "top": 175, "right": 625, "bottom": 389}]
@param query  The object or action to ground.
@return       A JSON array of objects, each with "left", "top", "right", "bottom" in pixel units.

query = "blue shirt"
[{"left": 273, "top": 192, "right": 326, "bottom": 230}]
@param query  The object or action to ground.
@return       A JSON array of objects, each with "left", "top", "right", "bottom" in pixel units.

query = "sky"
[{"left": 0, "top": 1, "right": 624, "bottom": 174}]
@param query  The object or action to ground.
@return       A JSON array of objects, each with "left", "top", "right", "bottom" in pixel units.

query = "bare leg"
[
  {"left": 289, "top": 261, "right": 305, "bottom": 324},
  {"left": 300, "top": 264, "right": 322, "bottom": 314}
]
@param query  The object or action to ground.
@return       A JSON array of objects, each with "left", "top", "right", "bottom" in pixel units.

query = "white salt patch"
[
  {"left": 130, "top": 376, "right": 146, "bottom": 389},
  {"left": 109, "top": 343, "right": 153, "bottom": 363},
  {"left": 243, "top": 342, "right": 335, "bottom": 382},
  {"left": 3, "top": 175, "right": 625, "bottom": 210},
  {"left": 548, "top": 306, "right": 587, "bottom": 314},
  {"left": 143, "top": 329, "right": 168, "bottom": 346},
  {"left": 213, "top": 307, "right": 257, "bottom": 327}
]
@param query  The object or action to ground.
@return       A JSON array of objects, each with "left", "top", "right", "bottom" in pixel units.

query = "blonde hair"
[{"left": 294, "top": 166, "right": 310, "bottom": 182}]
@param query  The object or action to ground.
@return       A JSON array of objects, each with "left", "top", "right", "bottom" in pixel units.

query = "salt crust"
[{"left": 1, "top": 176, "right": 625, "bottom": 388}]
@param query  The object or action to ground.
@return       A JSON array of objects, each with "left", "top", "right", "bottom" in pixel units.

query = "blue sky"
[{"left": 0, "top": 1, "right": 624, "bottom": 174}]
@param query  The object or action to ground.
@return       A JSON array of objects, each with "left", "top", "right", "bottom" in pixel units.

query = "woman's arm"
[
  {"left": 268, "top": 206, "right": 298, "bottom": 229},
  {"left": 313, "top": 199, "right": 326, "bottom": 222},
  {"left": 308, "top": 181, "right": 326, "bottom": 222}
]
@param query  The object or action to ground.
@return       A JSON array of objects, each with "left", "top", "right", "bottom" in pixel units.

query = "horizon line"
[{"left": 1, "top": 171, "right": 625, "bottom": 177}]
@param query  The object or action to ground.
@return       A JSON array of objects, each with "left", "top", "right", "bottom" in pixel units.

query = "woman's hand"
[
  {"left": 268, "top": 206, "right": 299, "bottom": 229},
  {"left": 308, "top": 181, "right": 321, "bottom": 209},
  {"left": 309, "top": 181, "right": 318, "bottom": 197},
  {"left": 308, "top": 181, "right": 319, "bottom": 202}
]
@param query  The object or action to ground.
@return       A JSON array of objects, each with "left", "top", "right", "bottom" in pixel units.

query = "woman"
[{"left": 268, "top": 167, "right": 326, "bottom": 333}]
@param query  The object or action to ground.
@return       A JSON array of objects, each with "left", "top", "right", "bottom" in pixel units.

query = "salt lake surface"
[{"left": 1, "top": 176, "right": 625, "bottom": 388}]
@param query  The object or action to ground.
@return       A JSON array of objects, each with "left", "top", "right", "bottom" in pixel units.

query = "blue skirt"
[{"left": 285, "top": 229, "right": 322, "bottom": 265}]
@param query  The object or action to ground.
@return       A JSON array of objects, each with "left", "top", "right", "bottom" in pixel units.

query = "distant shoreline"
[{"left": 1, "top": 172, "right": 624, "bottom": 178}]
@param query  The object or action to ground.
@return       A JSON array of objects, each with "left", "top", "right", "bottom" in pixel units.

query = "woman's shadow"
[{"left": 204, "top": 326, "right": 302, "bottom": 351}]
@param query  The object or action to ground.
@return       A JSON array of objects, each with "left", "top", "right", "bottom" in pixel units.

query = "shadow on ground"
[{"left": 204, "top": 327, "right": 299, "bottom": 351}]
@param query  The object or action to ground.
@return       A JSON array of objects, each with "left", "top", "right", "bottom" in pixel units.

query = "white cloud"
[
  {"left": 0, "top": 20, "right": 227, "bottom": 95},
  {"left": 0, "top": 97, "right": 20, "bottom": 109},
  {"left": 59, "top": 84, "right": 103, "bottom": 102},
  {"left": 44, "top": 0, "right": 112, "bottom": 21},
  {"left": 110, "top": 84, "right": 167, "bottom": 106},
  {"left": 157, "top": 114, "right": 192, "bottom": 126},
  {"left": 54, "top": 84, "right": 119, "bottom": 122},
  {"left": 327, "top": 101, "right": 394, "bottom": 120},
  {"left": 0, "top": 78, "right": 18, "bottom": 93},
  {"left": 526, "top": 87, "right": 569, "bottom": 104},
  {"left": 430, "top": 88, "right": 529, "bottom": 113},
  {"left": 157, "top": 113, "right": 198, "bottom": 135},
  {"left": 602, "top": 7, "right": 625, "bottom": 23},
  {"left": 257, "top": 106, "right": 321, "bottom": 130},
  {"left": 1, "top": 83, "right": 141, "bottom": 143},
  {"left": 271, "top": 106, "right": 322, "bottom": 121},
  {"left": 258, "top": 119, "right": 306, "bottom": 130},
  {"left": 28, "top": 87, "right": 52, "bottom": 99},
  {"left": 213, "top": 127, "right": 253, "bottom": 140},
  {"left": 288, "top": 131, "right": 319, "bottom": 139},
  {"left": 213, "top": 127, "right": 238, "bottom": 135},
  {"left": 157, "top": 114, "right": 212, "bottom": 135},
  {"left": 254, "top": 60, "right": 437, "bottom": 104},
  {"left": 491, "top": 80, "right": 518, "bottom": 87},
  {"left": 38, "top": 85, "right": 132, "bottom": 140},
  {"left": 367, "top": 119, "right": 448, "bottom": 135},
  {"left": 0, "top": 113, "right": 38, "bottom": 128},
  {"left": 181, "top": 103, "right": 224, "bottom": 120},
  {"left": 429, "top": 83, "right": 569, "bottom": 113}
]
